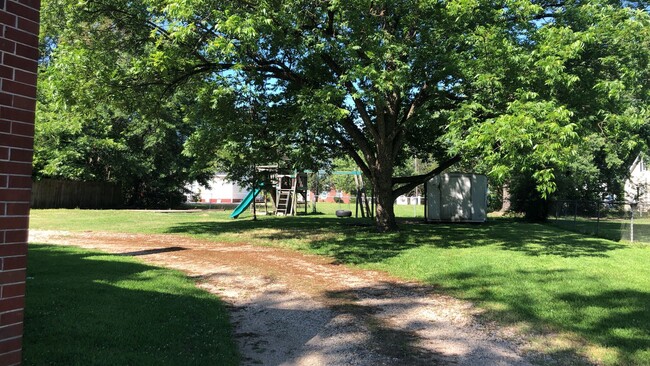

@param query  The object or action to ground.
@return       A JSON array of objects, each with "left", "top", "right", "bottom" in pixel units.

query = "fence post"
[
  {"left": 574, "top": 200, "right": 578, "bottom": 230},
  {"left": 596, "top": 201, "right": 600, "bottom": 236},
  {"left": 631, "top": 203, "right": 635, "bottom": 243}
]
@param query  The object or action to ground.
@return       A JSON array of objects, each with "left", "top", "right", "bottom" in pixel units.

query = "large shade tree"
[
  {"left": 42, "top": 0, "right": 650, "bottom": 230},
  {"left": 36, "top": 0, "right": 217, "bottom": 207}
]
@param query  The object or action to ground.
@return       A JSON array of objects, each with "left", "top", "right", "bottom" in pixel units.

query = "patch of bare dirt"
[{"left": 30, "top": 230, "right": 536, "bottom": 365}]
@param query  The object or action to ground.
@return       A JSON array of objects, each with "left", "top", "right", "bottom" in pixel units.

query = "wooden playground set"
[
  {"left": 228, "top": 166, "right": 488, "bottom": 223},
  {"left": 229, "top": 167, "right": 372, "bottom": 219}
]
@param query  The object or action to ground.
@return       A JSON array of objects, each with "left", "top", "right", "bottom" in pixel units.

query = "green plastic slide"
[{"left": 230, "top": 186, "right": 262, "bottom": 219}]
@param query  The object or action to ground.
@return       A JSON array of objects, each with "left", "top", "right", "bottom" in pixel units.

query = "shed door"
[
  {"left": 427, "top": 176, "right": 441, "bottom": 220},
  {"left": 441, "top": 175, "right": 472, "bottom": 221}
]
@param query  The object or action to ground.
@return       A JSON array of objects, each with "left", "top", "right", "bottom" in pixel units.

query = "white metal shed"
[{"left": 426, "top": 173, "right": 488, "bottom": 223}]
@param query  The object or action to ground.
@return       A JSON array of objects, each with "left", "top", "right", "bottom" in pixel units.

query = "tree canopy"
[
  {"left": 36, "top": 0, "right": 216, "bottom": 206},
  {"left": 37, "top": 0, "right": 650, "bottom": 229}
]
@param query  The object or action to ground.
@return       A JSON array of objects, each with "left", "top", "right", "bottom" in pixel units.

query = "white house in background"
[
  {"left": 187, "top": 174, "right": 249, "bottom": 204},
  {"left": 395, "top": 195, "right": 424, "bottom": 205},
  {"left": 625, "top": 156, "right": 650, "bottom": 205}
]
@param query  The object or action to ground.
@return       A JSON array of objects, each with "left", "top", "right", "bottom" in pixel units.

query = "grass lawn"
[
  {"left": 24, "top": 244, "right": 239, "bottom": 366},
  {"left": 29, "top": 206, "right": 650, "bottom": 365}
]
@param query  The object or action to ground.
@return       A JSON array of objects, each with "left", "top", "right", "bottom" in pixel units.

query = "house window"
[{"left": 641, "top": 159, "right": 646, "bottom": 172}]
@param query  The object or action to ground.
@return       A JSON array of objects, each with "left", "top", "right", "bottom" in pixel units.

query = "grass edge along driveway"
[{"left": 23, "top": 244, "right": 239, "bottom": 366}]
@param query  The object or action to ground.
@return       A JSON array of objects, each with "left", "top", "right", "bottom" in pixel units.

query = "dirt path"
[{"left": 30, "top": 230, "right": 534, "bottom": 366}]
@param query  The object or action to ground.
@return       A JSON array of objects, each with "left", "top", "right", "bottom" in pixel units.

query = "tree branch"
[
  {"left": 320, "top": 54, "right": 380, "bottom": 142},
  {"left": 391, "top": 155, "right": 461, "bottom": 198},
  {"left": 391, "top": 129, "right": 406, "bottom": 161},
  {"left": 326, "top": 10, "right": 335, "bottom": 36},
  {"left": 86, "top": 2, "right": 171, "bottom": 40},
  {"left": 247, "top": 52, "right": 307, "bottom": 85},
  {"left": 338, "top": 116, "right": 376, "bottom": 168},
  {"left": 162, "top": 63, "right": 223, "bottom": 92},
  {"left": 332, "top": 129, "right": 373, "bottom": 178}
]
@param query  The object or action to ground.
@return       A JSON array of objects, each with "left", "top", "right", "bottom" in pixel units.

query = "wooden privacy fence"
[{"left": 31, "top": 179, "right": 123, "bottom": 209}]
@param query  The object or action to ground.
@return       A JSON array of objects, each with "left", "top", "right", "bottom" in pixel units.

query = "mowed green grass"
[
  {"left": 24, "top": 244, "right": 238, "bottom": 366},
  {"left": 29, "top": 206, "right": 650, "bottom": 365}
]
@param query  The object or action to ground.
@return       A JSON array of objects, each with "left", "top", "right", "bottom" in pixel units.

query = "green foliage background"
[{"left": 34, "top": 0, "right": 650, "bottom": 215}]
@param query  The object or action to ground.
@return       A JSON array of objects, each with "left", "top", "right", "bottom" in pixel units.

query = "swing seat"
[{"left": 336, "top": 210, "right": 352, "bottom": 217}]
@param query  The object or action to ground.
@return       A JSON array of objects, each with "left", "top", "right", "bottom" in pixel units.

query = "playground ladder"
[
  {"left": 354, "top": 174, "right": 372, "bottom": 218},
  {"left": 275, "top": 173, "right": 302, "bottom": 216},
  {"left": 276, "top": 189, "right": 292, "bottom": 215}
]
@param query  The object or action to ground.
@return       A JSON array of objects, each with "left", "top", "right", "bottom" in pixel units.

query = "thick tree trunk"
[
  {"left": 374, "top": 182, "right": 397, "bottom": 231},
  {"left": 372, "top": 147, "right": 398, "bottom": 232},
  {"left": 372, "top": 154, "right": 461, "bottom": 231}
]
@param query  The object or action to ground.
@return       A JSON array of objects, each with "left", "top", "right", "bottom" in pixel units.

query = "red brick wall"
[{"left": 0, "top": 0, "right": 40, "bottom": 365}]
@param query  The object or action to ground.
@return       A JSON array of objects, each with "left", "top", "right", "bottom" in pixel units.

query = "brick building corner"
[{"left": 0, "top": 0, "right": 41, "bottom": 365}]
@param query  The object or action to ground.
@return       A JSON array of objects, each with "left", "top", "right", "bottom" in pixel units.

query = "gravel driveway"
[{"left": 30, "top": 230, "right": 539, "bottom": 366}]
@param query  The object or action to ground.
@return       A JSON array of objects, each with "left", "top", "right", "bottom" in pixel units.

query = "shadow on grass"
[
  {"left": 559, "top": 289, "right": 650, "bottom": 364},
  {"left": 166, "top": 217, "right": 627, "bottom": 265},
  {"left": 437, "top": 267, "right": 650, "bottom": 365},
  {"left": 24, "top": 244, "right": 238, "bottom": 366}
]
